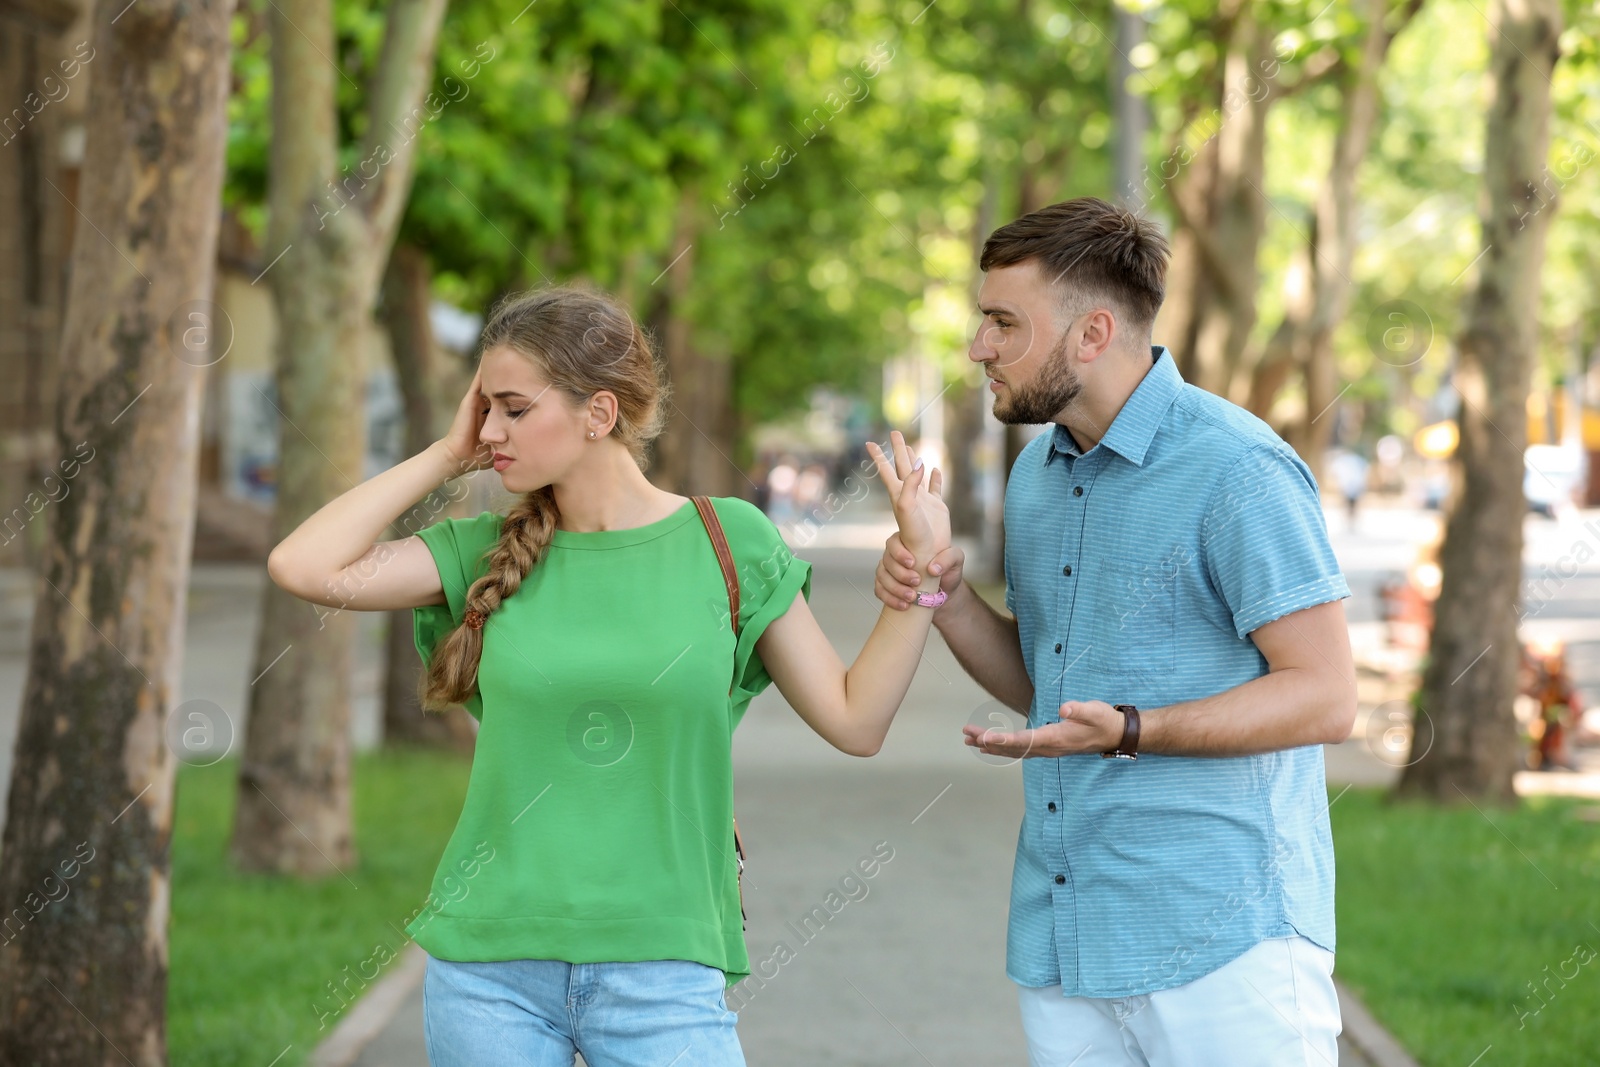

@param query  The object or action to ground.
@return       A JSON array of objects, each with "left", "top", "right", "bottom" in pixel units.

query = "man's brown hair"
[{"left": 979, "top": 197, "right": 1171, "bottom": 337}]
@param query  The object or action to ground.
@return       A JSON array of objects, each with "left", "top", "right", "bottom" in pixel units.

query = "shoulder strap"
[
  {"left": 692, "top": 495, "right": 740, "bottom": 634},
  {"left": 691, "top": 495, "right": 749, "bottom": 924}
]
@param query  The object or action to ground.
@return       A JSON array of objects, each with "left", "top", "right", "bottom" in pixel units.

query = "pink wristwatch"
[{"left": 913, "top": 587, "right": 948, "bottom": 608}]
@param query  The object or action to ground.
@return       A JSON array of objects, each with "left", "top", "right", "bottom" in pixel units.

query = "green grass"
[
  {"left": 170, "top": 748, "right": 471, "bottom": 1067},
  {"left": 1332, "top": 788, "right": 1600, "bottom": 1067}
]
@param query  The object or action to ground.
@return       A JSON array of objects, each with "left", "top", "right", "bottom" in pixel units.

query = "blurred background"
[{"left": 1, "top": 0, "right": 1599, "bottom": 1064}]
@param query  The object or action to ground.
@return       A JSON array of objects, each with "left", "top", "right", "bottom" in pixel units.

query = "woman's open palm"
[{"left": 865, "top": 430, "right": 951, "bottom": 565}]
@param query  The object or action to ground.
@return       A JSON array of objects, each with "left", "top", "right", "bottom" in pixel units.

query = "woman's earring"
[{"left": 588, "top": 431, "right": 596, "bottom": 439}]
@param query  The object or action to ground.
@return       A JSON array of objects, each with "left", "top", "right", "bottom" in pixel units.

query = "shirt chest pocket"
[{"left": 1084, "top": 556, "right": 1179, "bottom": 677}]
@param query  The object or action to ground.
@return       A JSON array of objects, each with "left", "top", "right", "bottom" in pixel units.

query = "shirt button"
[
  {"left": 1062, "top": 565, "right": 1072, "bottom": 576},
  {"left": 1048, "top": 802, "right": 1057, "bottom": 812},
  {"left": 1054, "top": 643, "right": 1063, "bottom": 653},
  {"left": 1054, "top": 874, "right": 1066, "bottom": 885},
  {"left": 1073, "top": 486, "right": 1084, "bottom": 496}
]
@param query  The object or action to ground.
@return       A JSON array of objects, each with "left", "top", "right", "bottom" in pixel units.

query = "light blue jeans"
[{"left": 422, "top": 955, "right": 746, "bottom": 1067}]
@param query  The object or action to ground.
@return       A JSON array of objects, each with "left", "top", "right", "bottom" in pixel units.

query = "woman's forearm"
[
  {"left": 841, "top": 569, "right": 939, "bottom": 754},
  {"left": 267, "top": 441, "right": 466, "bottom": 589}
]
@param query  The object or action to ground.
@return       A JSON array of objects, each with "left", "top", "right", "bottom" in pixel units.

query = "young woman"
[{"left": 265, "top": 285, "right": 949, "bottom": 1066}]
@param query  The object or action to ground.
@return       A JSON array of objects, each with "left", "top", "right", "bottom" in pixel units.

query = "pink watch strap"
[{"left": 913, "top": 587, "right": 948, "bottom": 608}]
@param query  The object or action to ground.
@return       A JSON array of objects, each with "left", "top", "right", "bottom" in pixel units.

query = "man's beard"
[{"left": 993, "top": 331, "right": 1082, "bottom": 425}]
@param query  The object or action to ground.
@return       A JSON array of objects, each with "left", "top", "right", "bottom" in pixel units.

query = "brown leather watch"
[{"left": 1101, "top": 704, "right": 1140, "bottom": 761}]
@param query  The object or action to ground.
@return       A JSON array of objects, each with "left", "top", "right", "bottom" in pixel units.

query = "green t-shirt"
[{"left": 405, "top": 496, "right": 812, "bottom": 983}]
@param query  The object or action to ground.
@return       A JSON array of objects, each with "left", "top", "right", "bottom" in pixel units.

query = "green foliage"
[
  {"left": 221, "top": 0, "right": 1600, "bottom": 447},
  {"left": 221, "top": 0, "right": 1124, "bottom": 432}
]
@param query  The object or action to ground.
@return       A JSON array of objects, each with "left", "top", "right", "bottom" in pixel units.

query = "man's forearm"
[
  {"left": 1141, "top": 667, "right": 1355, "bottom": 757},
  {"left": 933, "top": 581, "right": 1034, "bottom": 714}
]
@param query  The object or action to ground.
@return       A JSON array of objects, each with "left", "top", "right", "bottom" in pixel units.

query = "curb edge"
[
  {"left": 1337, "top": 977, "right": 1422, "bottom": 1067},
  {"left": 307, "top": 943, "right": 428, "bottom": 1067}
]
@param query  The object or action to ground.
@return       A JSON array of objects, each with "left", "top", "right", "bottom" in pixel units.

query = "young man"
[{"left": 875, "top": 197, "right": 1357, "bottom": 1065}]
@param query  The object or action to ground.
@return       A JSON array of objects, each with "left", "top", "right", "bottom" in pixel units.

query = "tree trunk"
[
  {"left": 380, "top": 242, "right": 475, "bottom": 751},
  {"left": 1397, "top": 0, "right": 1561, "bottom": 801},
  {"left": 944, "top": 381, "right": 984, "bottom": 538},
  {"left": 1246, "top": 311, "right": 1302, "bottom": 427},
  {"left": 999, "top": 417, "right": 1030, "bottom": 576},
  {"left": 1160, "top": 0, "right": 1273, "bottom": 397},
  {"left": 1111, "top": 3, "right": 1148, "bottom": 210},
  {"left": 0, "top": 0, "right": 233, "bottom": 1060},
  {"left": 945, "top": 162, "right": 1000, "bottom": 543},
  {"left": 648, "top": 194, "right": 736, "bottom": 497},
  {"left": 0, "top": 0, "right": 83, "bottom": 573},
  {"left": 1283, "top": 0, "right": 1423, "bottom": 482},
  {"left": 231, "top": 0, "right": 449, "bottom": 874}
]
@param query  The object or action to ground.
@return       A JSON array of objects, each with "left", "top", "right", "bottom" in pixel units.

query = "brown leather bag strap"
[
  {"left": 692, "top": 495, "right": 749, "bottom": 929},
  {"left": 692, "top": 494, "right": 741, "bottom": 639}
]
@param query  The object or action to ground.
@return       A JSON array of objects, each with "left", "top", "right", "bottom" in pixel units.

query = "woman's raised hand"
[
  {"left": 865, "top": 430, "right": 951, "bottom": 567},
  {"left": 437, "top": 366, "right": 495, "bottom": 472}
]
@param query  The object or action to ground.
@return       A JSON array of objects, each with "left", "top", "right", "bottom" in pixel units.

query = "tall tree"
[
  {"left": 379, "top": 241, "right": 476, "bottom": 751},
  {"left": 950, "top": 163, "right": 1001, "bottom": 547},
  {"left": 1251, "top": 0, "right": 1424, "bottom": 479},
  {"left": 1398, "top": 0, "right": 1562, "bottom": 800},
  {"left": 898, "top": 0, "right": 1118, "bottom": 564},
  {"left": 0, "top": 0, "right": 234, "bottom": 1058},
  {"left": 1158, "top": 0, "right": 1274, "bottom": 395},
  {"left": 231, "top": 0, "right": 449, "bottom": 873},
  {"left": 399, "top": 0, "right": 836, "bottom": 494},
  {"left": 648, "top": 189, "right": 730, "bottom": 495},
  {"left": 1157, "top": 0, "right": 1342, "bottom": 398}
]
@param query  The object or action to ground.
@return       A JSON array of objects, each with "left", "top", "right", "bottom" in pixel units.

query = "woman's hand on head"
[
  {"left": 865, "top": 430, "right": 951, "bottom": 566},
  {"left": 437, "top": 366, "right": 495, "bottom": 473}
]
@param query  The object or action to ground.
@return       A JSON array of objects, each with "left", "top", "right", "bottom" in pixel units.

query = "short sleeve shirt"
[
  {"left": 405, "top": 497, "right": 811, "bottom": 984},
  {"left": 1002, "top": 347, "right": 1350, "bottom": 997}
]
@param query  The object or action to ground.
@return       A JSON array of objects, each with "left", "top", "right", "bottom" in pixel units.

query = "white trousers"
[{"left": 1016, "top": 936, "right": 1341, "bottom": 1067}]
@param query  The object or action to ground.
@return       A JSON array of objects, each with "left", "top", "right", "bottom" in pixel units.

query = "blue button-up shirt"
[{"left": 1002, "top": 345, "right": 1350, "bottom": 997}]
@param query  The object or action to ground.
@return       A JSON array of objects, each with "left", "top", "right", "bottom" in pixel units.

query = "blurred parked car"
[{"left": 1524, "top": 444, "right": 1586, "bottom": 518}]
